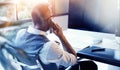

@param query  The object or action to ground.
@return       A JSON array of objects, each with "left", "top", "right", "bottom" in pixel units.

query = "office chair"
[{"left": 0, "top": 36, "right": 43, "bottom": 70}]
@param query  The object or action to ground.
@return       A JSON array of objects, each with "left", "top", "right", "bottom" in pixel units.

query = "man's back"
[
  {"left": 15, "top": 29, "right": 49, "bottom": 57},
  {"left": 15, "top": 29, "right": 58, "bottom": 70}
]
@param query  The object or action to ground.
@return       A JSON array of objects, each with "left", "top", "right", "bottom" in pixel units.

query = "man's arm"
[{"left": 52, "top": 23, "right": 77, "bottom": 57}]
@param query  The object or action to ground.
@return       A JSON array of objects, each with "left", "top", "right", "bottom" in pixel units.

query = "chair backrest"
[
  {"left": 0, "top": 36, "right": 42, "bottom": 70},
  {"left": 0, "top": 46, "right": 17, "bottom": 70}
]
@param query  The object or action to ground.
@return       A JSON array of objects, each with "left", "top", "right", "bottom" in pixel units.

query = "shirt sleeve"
[{"left": 40, "top": 41, "right": 77, "bottom": 67}]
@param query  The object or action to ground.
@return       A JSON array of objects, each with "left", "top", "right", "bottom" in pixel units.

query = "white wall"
[
  {"left": 52, "top": 15, "right": 68, "bottom": 30},
  {"left": 84, "top": 0, "right": 119, "bottom": 33},
  {"left": 69, "top": 0, "right": 119, "bottom": 34},
  {"left": 54, "top": 0, "right": 69, "bottom": 14},
  {"left": 52, "top": 0, "right": 69, "bottom": 30}
]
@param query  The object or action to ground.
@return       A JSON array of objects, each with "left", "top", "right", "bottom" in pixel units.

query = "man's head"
[{"left": 32, "top": 3, "right": 52, "bottom": 31}]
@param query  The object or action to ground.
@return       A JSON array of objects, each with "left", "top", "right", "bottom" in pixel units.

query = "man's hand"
[
  {"left": 52, "top": 23, "right": 64, "bottom": 37},
  {"left": 49, "top": 21, "right": 77, "bottom": 57},
  {"left": 47, "top": 18, "right": 63, "bottom": 37}
]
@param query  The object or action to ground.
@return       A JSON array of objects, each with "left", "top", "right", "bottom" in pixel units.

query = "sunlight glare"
[
  {"left": 12, "top": 0, "right": 50, "bottom": 12},
  {"left": 12, "top": 0, "right": 49, "bottom": 5}
]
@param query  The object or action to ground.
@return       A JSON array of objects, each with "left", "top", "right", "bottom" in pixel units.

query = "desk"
[
  {"left": 48, "top": 29, "right": 117, "bottom": 51},
  {"left": 47, "top": 29, "right": 120, "bottom": 67},
  {"left": 77, "top": 46, "right": 120, "bottom": 67}
]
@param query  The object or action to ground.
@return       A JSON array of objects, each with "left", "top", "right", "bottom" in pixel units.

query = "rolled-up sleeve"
[{"left": 42, "top": 41, "right": 77, "bottom": 67}]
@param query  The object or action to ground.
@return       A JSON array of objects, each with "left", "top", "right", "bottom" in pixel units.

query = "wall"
[
  {"left": 52, "top": 0, "right": 69, "bottom": 30},
  {"left": 53, "top": 15, "right": 68, "bottom": 30},
  {"left": 53, "top": 0, "right": 69, "bottom": 15},
  {"left": 69, "top": 0, "right": 119, "bottom": 34}
]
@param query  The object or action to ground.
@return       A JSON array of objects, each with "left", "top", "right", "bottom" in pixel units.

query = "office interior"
[{"left": 0, "top": 0, "right": 120, "bottom": 70}]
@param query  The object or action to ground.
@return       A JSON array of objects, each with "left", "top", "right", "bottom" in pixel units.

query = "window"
[
  {"left": 15, "top": 0, "right": 51, "bottom": 20},
  {"left": 0, "top": 0, "right": 69, "bottom": 20},
  {"left": 0, "top": 1, "right": 16, "bottom": 21}
]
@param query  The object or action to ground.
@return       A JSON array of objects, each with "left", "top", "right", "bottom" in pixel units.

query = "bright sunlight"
[{"left": 13, "top": 0, "right": 51, "bottom": 19}]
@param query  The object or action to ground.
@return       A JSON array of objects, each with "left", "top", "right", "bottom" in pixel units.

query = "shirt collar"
[{"left": 27, "top": 25, "right": 47, "bottom": 36}]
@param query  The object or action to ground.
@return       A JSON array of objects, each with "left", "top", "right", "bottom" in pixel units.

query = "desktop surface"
[
  {"left": 47, "top": 28, "right": 120, "bottom": 67},
  {"left": 77, "top": 46, "right": 120, "bottom": 67},
  {"left": 48, "top": 29, "right": 116, "bottom": 50}
]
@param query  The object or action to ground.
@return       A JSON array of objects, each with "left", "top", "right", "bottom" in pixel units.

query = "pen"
[{"left": 91, "top": 48, "right": 105, "bottom": 52}]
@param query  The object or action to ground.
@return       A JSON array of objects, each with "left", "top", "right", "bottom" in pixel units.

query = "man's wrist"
[{"left": 58, "top": 34, "right": 65, "bottom": 39}]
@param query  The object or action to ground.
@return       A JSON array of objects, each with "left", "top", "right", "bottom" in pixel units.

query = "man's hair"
[{"left": 31, "top": 3, "right": 49, "bottom": 25}]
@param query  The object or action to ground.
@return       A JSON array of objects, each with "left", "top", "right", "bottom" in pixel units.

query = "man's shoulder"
[
  {"left": 42, "top": 41, "right": 58, "bottom": 50},
  {"left": 16, "top": 29, "right": 27, "bottom": 38}
]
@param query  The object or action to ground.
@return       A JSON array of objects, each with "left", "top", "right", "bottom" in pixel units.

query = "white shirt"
[{"left": 16, "top": 26, "right": 77, "bottom": 67}]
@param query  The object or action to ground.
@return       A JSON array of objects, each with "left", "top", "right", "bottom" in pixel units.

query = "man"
[
  {"left": 15, "top": 3, "right": 97, "bottom": 70},
  {"left": 15, "top": 3, "right": 77, "bottom": 70}
]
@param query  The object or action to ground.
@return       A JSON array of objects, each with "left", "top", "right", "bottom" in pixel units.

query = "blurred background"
[
  {"left": 0, "top": 0, "right": 119, "bottom": 35},
  {"left": 0, "top": 0, "right": 120, "bottom": 70}
]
